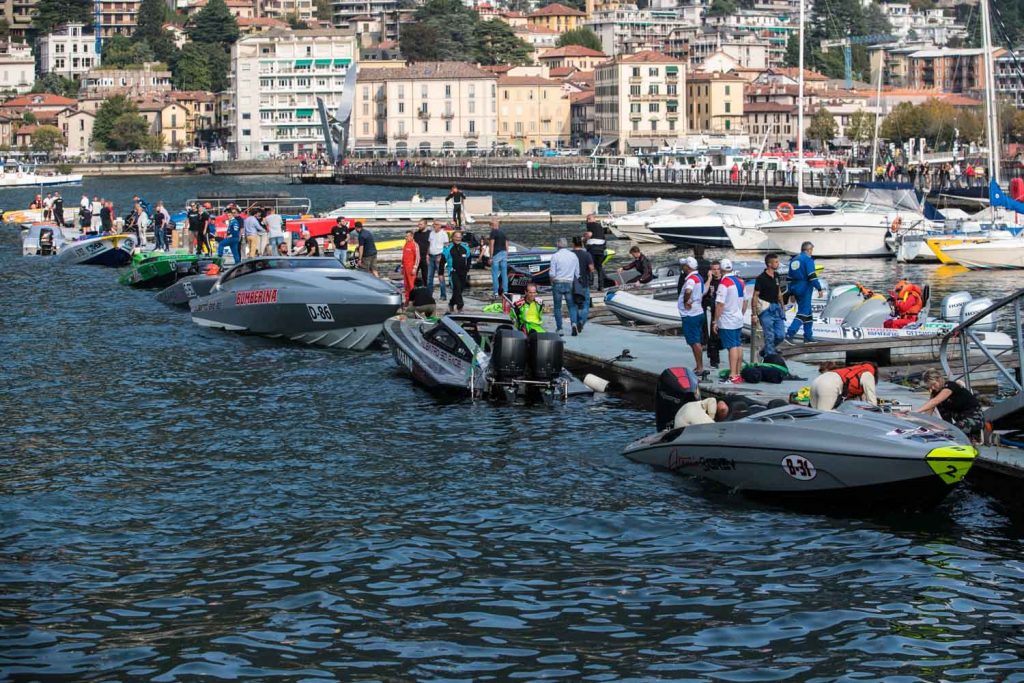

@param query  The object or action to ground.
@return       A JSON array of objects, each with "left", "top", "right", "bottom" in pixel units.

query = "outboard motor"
[
  {"left": 655, "top": 367, "right": 700, "bottom": 431},
  {"left": 492, "top": 327, "right": 528, "bottom": 380},
  {"left": 820, "top": 284, "right": 862, "bottom": 321},
  {"left": 38, "top": 227, "right": 55, "bottom": 255},
  {"left": 960, "top": 297, "right": 997, "bottom": 331},
  {"left": 843, "top": 296, "right": 891, "bottom": 328},
  {"left": 527, "top": 332, "right": 564, "bottom": 381},
  {"left": 940, "top": 291, "right": 973, "bottom": 321}
]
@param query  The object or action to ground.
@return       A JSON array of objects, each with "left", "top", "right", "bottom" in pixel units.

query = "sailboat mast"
[
  {"left": 870, "top": 51, "right": 883, "bottom": 178},
  {"left": 980, "top": 0, "right": 1000, "bottom": 184},
  {"left": 797, "top": 0, "right": 805, "bottom": 196}
]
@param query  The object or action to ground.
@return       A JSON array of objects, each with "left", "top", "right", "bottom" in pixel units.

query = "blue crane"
[{"left": 820, "top": 33, "right": 895, "bottom": 88}]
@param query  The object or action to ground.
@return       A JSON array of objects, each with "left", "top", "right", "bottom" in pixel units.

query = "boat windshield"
[
  {"left": 220, "top": 257, "right": 344, "bottom": 284},
  {"left": 836, "top": 185, "right": 923, "bottom": 213}
]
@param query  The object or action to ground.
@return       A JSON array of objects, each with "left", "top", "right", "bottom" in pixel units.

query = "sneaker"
[
  {"left": 729, "top": 375, "right": 744, "bottom": 384},
  {"left": 557, "top": 329, "right": 564, "bottom": 337},
  {"left": 804, "top": 337, "right": 816, "bottom": 344},
  {"left": 782, "top": 337, "right": 797, "bottom": 346}
]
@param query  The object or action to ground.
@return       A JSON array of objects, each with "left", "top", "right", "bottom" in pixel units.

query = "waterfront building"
[
  {"left": 585, "top": 5, "right": 697, "bottom": 57},
  {"left": 331, "top": 0, "right": 406, "bottom": 42},
  {"left": 687, "top": 70, "right": 745, "bottom": 134},
  {"left": 136, "top": 99, "right": 191, "bottom": 149},
  {"left": 182, "top": 0, "right": 257, "bottom": 17},
  {"left": 36, "top": 24, "right": 95, "bottom": 79},
  {"left": 496, "top": 75, "right": 571, "bottom": 151},
  {"left": 594, "top": 50, "right": 685, "bottom": 154},
  {"left": 57, "top": 107, "right": 95, "bottom": 156},
  {"left": 238, "top": 16, "right": 291, "bottom": 35},
  {"left": 0, "top": 92, "right": 77, "bottom": 118},
  {"left": 80, "top": 63, "right": 173, "bottom": 98},
  {"left": 259, "top": 0, "right": 314, "bottom": 23},
  {"left": 526, "top": 3, "right": 586, "bottom": 34},
  {"left": 569, "top": 89, "right": 596, "bottom": 148},
  {"left": 352, "top": 61, "right": 497, "bottom": 156},
  {"left": 514, "top": 25, "right": 560, "bottom": 53},
  {"left": 995, "top": 49, "right": 1024, "bottom": 108},
  {"left": 0, "top": 41, "right": 33, "bottom": 94},
  {"left": 227, "top": 28, "right": 356, "bottom": 159},
  {"left": 536, "top": 45, "right": 607, "bottom": 72},
  {"left": 905, "top": 47, "right": 1005, "bottom": 94},
  {"left": 742, "top": 101, "right": 796, "bottom": 150}
]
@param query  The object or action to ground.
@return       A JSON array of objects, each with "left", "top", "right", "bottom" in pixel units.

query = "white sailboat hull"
[{"left": 940, "top": 239, "right": 1024, "bottom": 268}]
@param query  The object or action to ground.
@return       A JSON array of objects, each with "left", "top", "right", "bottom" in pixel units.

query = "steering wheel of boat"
[{"left": 775, "top": 202, "right": 795, "bottom": 221}]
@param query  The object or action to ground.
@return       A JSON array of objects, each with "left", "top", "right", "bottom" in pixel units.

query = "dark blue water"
[{"left": 2, "top": 177, "right": 1024, "bottom": 682}]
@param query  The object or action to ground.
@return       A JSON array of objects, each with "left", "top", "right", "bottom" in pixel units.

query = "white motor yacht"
[
  {"left": 647, "top": 205, "right": 778, "bottom": 251},
  {"left": 606, "top": 198, "right": 719, "bottom": 243}
]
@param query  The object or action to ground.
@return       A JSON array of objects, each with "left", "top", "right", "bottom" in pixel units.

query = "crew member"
[
  {"left": 884, "top": 279, "right": 925, "bottom": 329},
  {"left": 355, "top": 222, "right": 378, "bottom": 277},
  {"left": 52, "top": 192, "right": 64, "bottom": 227},
  {"left": 300, "top": 228, "right": 320, "bottom": 256},
  {"left": 401, "top": 230, "right": 420, "bottom": 304},
  {"left": 186, "top": 202, "right": 205, "bottom": 254},
  {"left": 330, "top": 216, "right": 350, "bottom": 261},
  {"left": 512, "top": 283, "right": 546, "bottom": 334},
  {"left": 701, "top": 260, "right": 722, "bottom": 370},
  {"left": 674, "top": 398, "right": 730, "bottom": 427},
  {"left": 618, "top": 246, "right": 653, "bottom": 284},
  {"left": 413, "top": 219, "right": 431, "bottom": 287},
  {"left": 407, "top": 278, "right": 436, "bottom": 318},
  {"left": 785, "top": 241, "right": 822, "bottom": 343},
  {"left": 584, "top": 213, "right": 607, "bottom": 291},
  {"left": 752, "top": 252, "right": 786, "bottom": 359},
  {"left": 918, "top": 368, "right": 984, "bottom": 441},
  {"left": 677, "top": 256, "right": 706, "bottom": 378},
  {"left": 714, "top": 259, "right": 747, "bottom": 384},
  {"left": 446, "top": 185, "right": 467, "bottom": 227},
  {"left": 217, "top": 208, "right": 242, "bottom": 263},
  {"left": 443, "top": 230, "right": 472, "bottom": 313},
  {"left": 810, "top": 361, "right": 878, "bottom": 410}
]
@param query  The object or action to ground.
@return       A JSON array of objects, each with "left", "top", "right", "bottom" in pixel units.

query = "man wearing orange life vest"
[
  {"left": 810, "top": 361, "right": 878, "bottom": 411},
  {"left": 883, "top": 280, "right": 924, "bottom": 329}
]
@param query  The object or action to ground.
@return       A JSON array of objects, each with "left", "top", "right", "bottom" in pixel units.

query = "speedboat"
[
  {"left": 623, "top": 398, "right": 976, "bottom": 510},
  {"left": 119, "top": 252, "right": 222, "bottom": 289},
  {"left": 4, "top": 208, "right": 45, "bottom": 225},
  {"left": 21, "top": 223, "right": 78, "bottom": 255},
  {"left": 189, "top": 256, "right": 401, "bottom": 350},
  {"left": 759, "top": 183, "right": 935, "bottom": 257},
  {"left": 933, "top": 237, "right": 1024, "bottom": 269},
  {"left": 155, "top": 274, "right": 218, "bottom": 307},
  {"left": 383, "top": 313, "right": 591, "bottom": 401},
  {"left": 647, "top": 205, "right": 776, "bottom": 251},
  {"left": 0, "top": 165, "right": 82, "bottom": 188},
  {"left": 606, "top": 198, "right": 719, "bottom": 243},
  {"left": 55, "top": 233, "right": 137, "bottom": 267}
]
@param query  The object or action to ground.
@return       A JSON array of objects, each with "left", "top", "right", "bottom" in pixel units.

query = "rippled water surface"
[{"left": 2, "top": 178, "right": 1024, "bottom": 682}]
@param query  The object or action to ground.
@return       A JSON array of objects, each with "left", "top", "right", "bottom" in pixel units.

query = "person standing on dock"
[
  {"left": 678, "top": 257, "right": 707, "bottom": 380},
  {"left": 52, "top": 192, "right": 64, "bottom": 227},
  {"left": 488, "top": 219, "right": 509, "bottom": 299},
  {"left": 752, "top": 253, "right": 786, "bottom": 359},
  {"left": 330, "top": 216, "right": 350, "bottom": 261},
  {"left": 428, "top": 221, "right": 449, "bottom": 301},
  {"left": 152, "top": 201, "right": 169, "bottom": 251},
  {"left": 701, "top": 260, "right": 722, "bottom": 370},
  {"left": 355, "top": 223, "right": 379, "bottom": 277},
  {"left": 413, "top": 220, "right": 431, "bottom": 287},
  {"left": 443, "top": 231, "right": 471, "bottom": 313},
  {"left": 242, "top": 210, "right": 262, "bottom": 260},
  {"left": 401, "top": 231, "right": 420, "bottom": 305},
  {"left": 100, "top": 200, "right": 114, "bottom": 234},
  {"left": 446, "top": 185, "right": 467, "bottom": 227},
  {"left": 571, "top": 236, "right": 594, "bottom": 333},
  {"left": 713, "top": 259, "right": 747, "bottom": 384},
  {"left": 784, "top": 241, "right": 822, "bottom": 344},
  {"left": 549, "top": 237, "right": 580, "bottom": 336},
  {"left": 584, "top": 214, "right": 607, "bottom": 291},
  {"left": 265, "top": 207, "right": 285, "bottom": 256},
  {"left": 91, "top": 196, "right": 102, "bottom": 232},
  {"left": 218, "top": 208, "right": 242, "bottom": 263}
]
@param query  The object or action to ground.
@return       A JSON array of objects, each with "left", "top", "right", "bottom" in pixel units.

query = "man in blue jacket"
[
  {"left": 217, "top": 208, "right": 242, "bottom": 263},
  {"left": 785, "top": 241, "right": 821, "bottom": 343}
]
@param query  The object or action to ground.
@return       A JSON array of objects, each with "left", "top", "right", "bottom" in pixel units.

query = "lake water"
[{"left": 1, "top": 176, "right": 1023, "bottom": 682}]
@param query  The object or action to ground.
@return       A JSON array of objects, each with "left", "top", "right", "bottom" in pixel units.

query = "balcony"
[
  {"left": 417, "top": 110, "right": 430, "bottom": 119},
  {"left": 394, "top": 131, "right": 409, "bottom": 139},
  {"left": 466, "top": 131, "right": 479, "bottom": 138},
  {"left": 441, "top": 111, "right": 455, "bottom": 119}
]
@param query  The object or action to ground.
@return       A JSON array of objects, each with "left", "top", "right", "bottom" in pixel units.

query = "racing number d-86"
[{"left": 307, "top": 304, "right": 335, "bottom": 322}]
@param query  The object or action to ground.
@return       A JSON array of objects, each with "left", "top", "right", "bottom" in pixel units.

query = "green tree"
[
  {"left": 206, "top": 47, "right": 231, "bottom": 92},
  {"left": 22, "top": 111, "right": 36, "bottom": 125},
  {"left": 108, "top": 112, "right": 154, "bottom": 151},
  {"left": 101, "top": 35, "right": 156, "bottom": 67},
  {"left": 32, "top": 0, "right": 90, "bottom": 33},
  {"left": 0, "top": 18, "right": 10, "bottom": 40},
  {"left": 286, "top": 12, "right": 308, "bottom": 29},
  {"left": 31, "top": 73, "right": 81, "bottom": 98},
  {"left": 556, "top": 27, "right": 603, "bottom": 52},
  {"left": 32, "top": 125, "right": 64, "bottom": 154},
  {"left": 314, "top": 0, "right": 332, "bottom": 22},
  {"left": 880, "top": 101, "right": 924, "bottom": 144},
  {"left": 474, "top": 19, "right": 532, "bottom": 65},
  {"left": 399, "top": 23, "right": 442, "bottom": 61},
  {"left": 706, "top": 0, "right": 737, "bottom": 17},
  {"left": 135, "top": 0, "right": 169, "bottom": 39},
  {"left": 173, "top": 42, "right": 212, "bottom": 91},
  {"left": 187, "top": 0, "right": 239, "bottom": 47},
  {"left": 806, "top": 108, "right": 838, "bottom": 149},
  {"left": 93, "top": 94, "right": 138, "bottom": 148},
  {"left": 846, "top": 109, "right": 876, "bottom": 146},
  {"left": 400, "top": 0, "right": 531, "bottom": 64}
]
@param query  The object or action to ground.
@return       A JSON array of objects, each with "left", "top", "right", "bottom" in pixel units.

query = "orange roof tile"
[
  {"left": 528, "top": 3, "right": 586, "bottom": 17},
  {"left": 1, "top": 93, "right": 76, "bottom": 108},
  {"left": 537, "top": 45, "right": 606, "bottom": 59}
]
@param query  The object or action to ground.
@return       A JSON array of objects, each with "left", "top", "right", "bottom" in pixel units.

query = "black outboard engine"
[
  {"left": 38, "top": 227, "right": 55, "bottom": 255},
  {"left": 491, "top": 327, "right": 528, "bottom": 380},
  {"left": 528, "top": 332, "right": 564, "bottom": 381},
  {"left": 655, "top": 367, "right": 700, "bottom": 431}
]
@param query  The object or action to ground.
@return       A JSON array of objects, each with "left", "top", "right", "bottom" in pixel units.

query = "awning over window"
[
  {"left": 334, "top": 58, "right": 352, "bottom": 66},
  {"left": 294, "top": 59, "right": 313, "bottom": 67},
  {"left": 314, "top": 59, "right": 331, "bottom": 66},
  {"left": 666, "top": 66, "right": 679, "bottom": 75},
  {"left": 667, "top": 99, "right": 679, "bottom": 106},
  {"left": 296, "top": 109, "right": 314, "bottom": 118}
]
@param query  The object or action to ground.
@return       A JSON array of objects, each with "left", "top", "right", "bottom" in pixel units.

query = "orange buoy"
[{"left": 775, "top": 202, "right": 795, "bottom": 221}]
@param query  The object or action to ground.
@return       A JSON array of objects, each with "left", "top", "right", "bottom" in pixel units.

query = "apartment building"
[
  {"left": 569, "top": 89, "right": 595, "bottom": 148},
  {"left": 594, "top": 51, "right": 684, "bottom": 154},
  {"left": 703, "top": 10, "right": 794, "bottom": 67},
  {"left": 37, "top": 23, "right": 96, "bottom": 79},
  {"left": 742, "top": 102, "right": 795, "bottom": 149},
  {"left": 687, "top": 70, "right": 744, "bottom": 133},
  {"left": 526, "top": 3, "right": 585, "bottom": 34},
  {"left": 0, "top": 41, "right": 33, "bottom": 94},
  {"left": 906, "top": 47, "right": 1004, "bottom": 94},
  {"left": 228, "top": 28, "right": 356, "bottom": 159},
  {"left": 995, "top": 49, "right": 1024, "bottom": 108},
  {"left": 57, "top": 108, "right": 95, "bottom": 156},
  {"left": 586, "top": 6, "right": 697, "bottom": 57},
  {"left": 331, "top": 0, "right": 404, "bottom": 42},
  {"left": 496, "top": 75, "right": 570, "bottom": 150},
  {"left": 352, "top": 61, "right": 497, "bottom": 155},
  {"left": 98, "top": 0, "right": 141, "bottom": 38},
  {"left": 537, "top": 45, "right": 607, "bottom": 71},
  {"left": 0, "top": 0, "right": 35, "bottom": 40},
  {"left": 260, "top": 0, "right": 313, "bottom": 23},
  {"left": 669, "top": 28, "right": 770, "bottom": 70},
  {"left": 183, "top": 0, "right": 257, "bottom": 17},
  {"left": 881, "top": 3, "right": 966, "bottom": 44},
  {"left": 80, "top": 63, "right": 173, "bottom": 98}
]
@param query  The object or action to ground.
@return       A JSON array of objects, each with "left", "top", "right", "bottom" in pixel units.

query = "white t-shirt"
[
  {"left": 264, "top": 213, "right": 284, "bottom": 237},
  {"left": 428, "top": 229, "right": 449, "bottom": 255},
  {"left": 715, "top": 275, "right": 746, "bottom": 330},
  {"left": 678, "top": 271, "right": 704, "bottom": 317}
]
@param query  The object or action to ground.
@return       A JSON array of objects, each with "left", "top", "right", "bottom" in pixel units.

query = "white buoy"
[{"left": 584, "top": 373, "right": 610, "bottom": 393}]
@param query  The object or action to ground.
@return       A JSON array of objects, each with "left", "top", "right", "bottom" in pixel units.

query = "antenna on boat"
[
  {"left": 796, "top": 0, "right": 805, "bottom": 201},
  {"left": 980, "top": 0, "right": 1000, "bottom": 185}
]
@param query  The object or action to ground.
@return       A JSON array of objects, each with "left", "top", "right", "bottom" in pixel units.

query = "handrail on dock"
[{"left": 940, "top": 287, "right": 1024, "bottom": 393}]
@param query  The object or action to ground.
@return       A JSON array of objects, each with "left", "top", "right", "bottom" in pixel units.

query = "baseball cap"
[
  {"left": 720, "top": 258, "right": 733, "bottom": 272},
  {"left": 679, "top": 256, "right": 698, "bottom": 269}
]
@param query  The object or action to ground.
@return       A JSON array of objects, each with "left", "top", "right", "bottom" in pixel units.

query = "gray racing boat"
[
  {"left": 624, "top": 390, "right": 976, "bottom": 510},
  {"left": 156, "top": 274, "right": 219, "bottom": 307},
  {"left": 384, "top": 313, "right": 592, "bottom": 402},
  {"left": 189, "top": 256, "right": 401, "bottom": 350}
]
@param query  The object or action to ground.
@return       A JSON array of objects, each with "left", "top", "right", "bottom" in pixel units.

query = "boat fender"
[
  {"left": 890, "top": 216, "right": 903, "bottom": 233},
  {"left": 775, "top": 202, "right": 795, "bottom": 221},
  {"left": 583, "top": 374, "right": 609, "bottom": 393}
]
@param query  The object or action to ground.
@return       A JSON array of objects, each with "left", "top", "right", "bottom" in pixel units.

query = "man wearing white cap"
[
  {"left": 677, "top": 256, "right": 707, "bottom": 379},
  {"left": 713, "top": 259, "right": 748, "bottom": 384}
]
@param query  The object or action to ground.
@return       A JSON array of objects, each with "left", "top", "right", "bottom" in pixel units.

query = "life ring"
[
  {"left": 890, "top": 216, "right": 903, "bottom": 233},
  {"left": 775, "top": 202, "right": 795, "bottom": 221}
]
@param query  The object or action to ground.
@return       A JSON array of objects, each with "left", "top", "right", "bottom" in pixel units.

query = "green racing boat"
[{"left": 119, "top": 251, "right": 222, "bottom": 289}]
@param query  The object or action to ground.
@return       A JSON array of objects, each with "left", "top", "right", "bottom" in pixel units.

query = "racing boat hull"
[
  {"left": 55, "top": 234, "right": 136, "bottom": 267},
  {"left": 156, "top": 275, "right": 218, "bottom": 307},
  {"left": 119, "top": 253, "right": 222, "bottom": 289}
]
